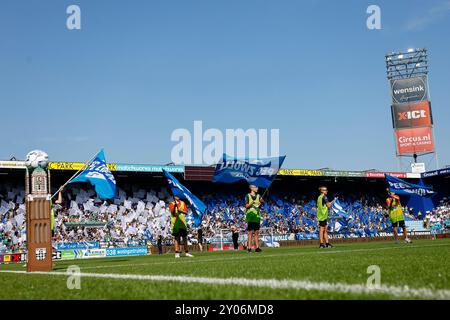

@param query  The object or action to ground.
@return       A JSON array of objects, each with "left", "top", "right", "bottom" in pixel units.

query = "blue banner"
[
  {"left": 56, "top": 241, "right": 99, "bottom": 250},
  {"left": 212, "top": 154, "right": 286, "bottom": 188},
  {"left": 163, "top": 170, "right": 206, "bottom": 227},
  {"left": 106, "top": 246, "right": 147, "bottom": 257},
  {"left": 70, "top": 149, "right": 117, "bottom": 199},
  {"left": 115, "top": 164, "right": 184, "bottom": 173},
  {"left": 386, "top": 174, "right": 435, "bottom": 197},
  {"left": 422, "top": 167, "right": 450, "bottom": 178}
]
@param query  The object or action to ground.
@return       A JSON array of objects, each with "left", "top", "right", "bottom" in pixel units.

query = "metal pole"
[
  {"left": 25, "top": 167, "right": 30, "bottom": 196},
  {"left": 47, "top": 167, "right": 52, "bottom": 196},
  {"left": 50, "top": 151, "right": 99, "bottom": 199}
]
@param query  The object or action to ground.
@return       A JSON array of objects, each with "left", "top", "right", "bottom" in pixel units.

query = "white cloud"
[{"left": 405, "top": 0, "right": 450, "bottom": 31}]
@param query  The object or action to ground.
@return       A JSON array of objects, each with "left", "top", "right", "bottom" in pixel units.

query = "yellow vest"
[{"left": 170, "top": 201, "right": 187, "bottom": 232}]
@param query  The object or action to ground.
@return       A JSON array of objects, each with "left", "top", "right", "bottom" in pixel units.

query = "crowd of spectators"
[
  {"left": 1, "top": 184, "right": 449, "bottom": 253},
  {"left": 424, "top": 197, "right": 450, "bottom": 231}
]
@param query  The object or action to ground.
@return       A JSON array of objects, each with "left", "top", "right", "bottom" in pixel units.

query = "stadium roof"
[{"left": 0, "top": 160, "right": 423, "bottom": 179}]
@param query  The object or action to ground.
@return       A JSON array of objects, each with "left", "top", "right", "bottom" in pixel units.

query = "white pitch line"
[
  {"left": 56, "top": 242, "right": 450, "bottom": 272},
  {"left": 1, "top": 269, "right": 449, "bottom": 299}
]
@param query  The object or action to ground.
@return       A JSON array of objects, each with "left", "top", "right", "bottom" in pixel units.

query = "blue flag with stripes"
[
  {"left": 386, "top": 174, "right": 435, "bottom": 197},
  {"left": 332, "top": 199, "right": 349, "bottom": 218},
  {"left": 163, "top": 170, "right": 206, "bottom": 227},
  {"left": 70, "top": 149, "right": 116, "bottom": 199},
  {"left": 212, "top": 154, "right": 286, "bottom": 188}
]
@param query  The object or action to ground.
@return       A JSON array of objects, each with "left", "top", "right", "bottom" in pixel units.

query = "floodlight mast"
[
  {"left": 385, "top": 48, "right": 428, "bottom": 80},
  {"left": 385, "top": 48, "right": 439, "bottom": 171}
]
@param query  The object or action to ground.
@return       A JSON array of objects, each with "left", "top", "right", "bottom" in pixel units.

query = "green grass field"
[{"left": 1, "top": 239, "right": 449, "bottom": 300}]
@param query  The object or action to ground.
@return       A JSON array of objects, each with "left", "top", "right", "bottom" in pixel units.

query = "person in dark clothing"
[
  {"left": 197, "top": 227, "right": 204, "bottom": 252},
  {"left": 231, "top": 225, "right": 239, "bottom": 250},
  {"left": 157, "top": 235, "right": 163, "bottom": 255}
]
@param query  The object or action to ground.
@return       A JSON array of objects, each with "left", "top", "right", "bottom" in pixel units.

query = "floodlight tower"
[
  {"left": 385, "top": 48, "right": 428, "bottom": 80},
  {"left": 385, "top": 48, "right": 438, "bottom": 173}
]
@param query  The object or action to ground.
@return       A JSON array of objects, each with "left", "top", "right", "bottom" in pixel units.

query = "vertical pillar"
[{"left": 26, "top": 195, "right": 52, "bottom": 272}]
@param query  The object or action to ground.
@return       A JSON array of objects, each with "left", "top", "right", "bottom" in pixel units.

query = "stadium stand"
[{"left": 2, "top": 180, "right": 449, "bottom": 253}]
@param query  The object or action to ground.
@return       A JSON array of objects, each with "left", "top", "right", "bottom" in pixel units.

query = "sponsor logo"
[
  {"left": 398, "top": 110, "right": 426, "bottom": 120},
  {"left": 392, "top": 101, "right": 432, "bottom": 128},
  {"left": 411, "top": 163, "right": 426, "bottom": 174},
  {"left": 365, "top": 172, "right": 407, "bottom": 179},
  {"left": 398, "top": 133, "right": 431, "bottom": 144},
  {"left": 53, "top": 251, "right": 62, "bottom": 260},
  {"left": 35, "top": 248, "right": 47, "bottom": 261},
  {"left": 422, "top": 168, "right": 450, "bottom": 178},
  {"left": 56, "top": 241, "right": 100, "bottom": 250},
  {"left": 396, "top": 127, "right": 435, "bottom": 155},
  {"left": 48, "top": 162, "right": 117, "bottom": 171},
  {"left": 391, "top": 76, "right": 428, "bottom": 104},
  {"left": 106, "top": 247, "right": 147, "bottom": 257},
  {"left": 0, "top": 161, "right": 26, "bottom": 169},
  {"left": 83, "top": 249, "right": 106, "bottom": 258},
  {"left": 277, "top": 169, "right": 323, "bottom": 176}
]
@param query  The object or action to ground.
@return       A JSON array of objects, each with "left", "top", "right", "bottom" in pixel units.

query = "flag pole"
[
  {"left": 260, "top": 161, "right": 285, "bottom": 201},
  {"left": 50, "top": 150, "right": 100, "bottom": 199}
]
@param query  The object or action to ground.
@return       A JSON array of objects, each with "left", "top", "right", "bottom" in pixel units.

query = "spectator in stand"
[{"left": 2, "top": 182, "right": 445, "bottom": 253}]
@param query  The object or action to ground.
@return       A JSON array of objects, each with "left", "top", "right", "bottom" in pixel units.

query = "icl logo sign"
[
  {"left": 398, "top": 110, "right": 427, "bottom": 120},
  {"left": 391, "top": 101, "right": 432, "bottom": 129}
]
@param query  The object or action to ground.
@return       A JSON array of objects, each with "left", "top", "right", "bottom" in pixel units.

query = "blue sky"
[{"left": 1, "top": 0, "right": 449, "bottom": 171}]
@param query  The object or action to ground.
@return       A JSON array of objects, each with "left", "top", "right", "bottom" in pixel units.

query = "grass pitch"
[{"left": 0, "top": 239, "right": 449, "bottom": 300}]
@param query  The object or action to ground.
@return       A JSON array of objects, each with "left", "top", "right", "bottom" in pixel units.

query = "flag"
[
  {"left": 332, "top": 219, "right": 348, "bottom": 232},
  {"left": 332, "top": 199, "right": 348, "bottom": 218},
  {"left": 212, "top": 154, "right": 286, "bottom": 188},
  {"left": 386, "top": 174, "right": 435, "bottom": 197},
  {"left": 163, "top": 170, "right": 206, "bottom": 227},
  {"left": 70, "top": 149, "right": 116, "bottom": 199},
  {"left": 333, "top": 221, "right": 343, "bottom": 232}
]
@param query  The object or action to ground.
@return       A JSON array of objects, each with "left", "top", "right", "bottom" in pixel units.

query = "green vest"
[
  {"left": 388, "top": 198, "right": 404, "bottom": 223},
  {"left": 50, "top": 201, "right": 55, "bottom": 231},
  {"left": 51, "top": 208, "right": 55, "bottom": 231},
  {"left": 246, "top": 193, "right": 261, "bottom": 223},
  {"left": 171, "top": 201, "right": 187, "bottom": 233},
  {"left": 317, "top": 194, "right": 328, "bottom": 222}
]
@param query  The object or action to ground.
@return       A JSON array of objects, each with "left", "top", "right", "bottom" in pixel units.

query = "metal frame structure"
[
  {"left": 385, "top": 48, "right": 428, "bottom": 80},
  {"left": 385, "top": 48, "right": 438, "bottom": 171}
]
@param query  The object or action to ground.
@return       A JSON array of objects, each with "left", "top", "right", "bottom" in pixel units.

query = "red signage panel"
[
  {"left": 395, "top": 126, "right": 435, "bottom": 155},
  {"left": 365, "top": 172, "right": 407, "bottom": 179},
  {"left": 391, "top": 101, "right": 433, "bottom": 129}
]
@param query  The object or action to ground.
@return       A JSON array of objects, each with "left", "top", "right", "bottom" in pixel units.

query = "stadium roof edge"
[{"left": 0, "top": 160, "right": 425, "bottom": 179}]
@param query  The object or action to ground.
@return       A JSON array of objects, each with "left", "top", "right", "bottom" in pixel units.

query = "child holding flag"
[
  {"left": 386, "top": 190, "right": 412, "bottom": 244},
  {"left": 169, "top": 196, "right": 194, "bottom": 258}
]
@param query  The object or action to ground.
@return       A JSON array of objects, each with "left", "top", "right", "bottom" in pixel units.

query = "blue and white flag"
[
  {"left": 332, "top": 199, "right": 348, "bottom": 217},
  {"left": 212, "top": 154, "right": 286, "bottom": 188},
  {"left": 70, "top": 149, "right": 116, "bottom": 199},
  {"left": 386, "top": 174, "right": 435, "bottom": 197},
  {"left": 333, "top": 220, "right": 343, "bottom": 232},
  {"left": 163, "top": 170, "right": 206, "bottom": 227}
]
